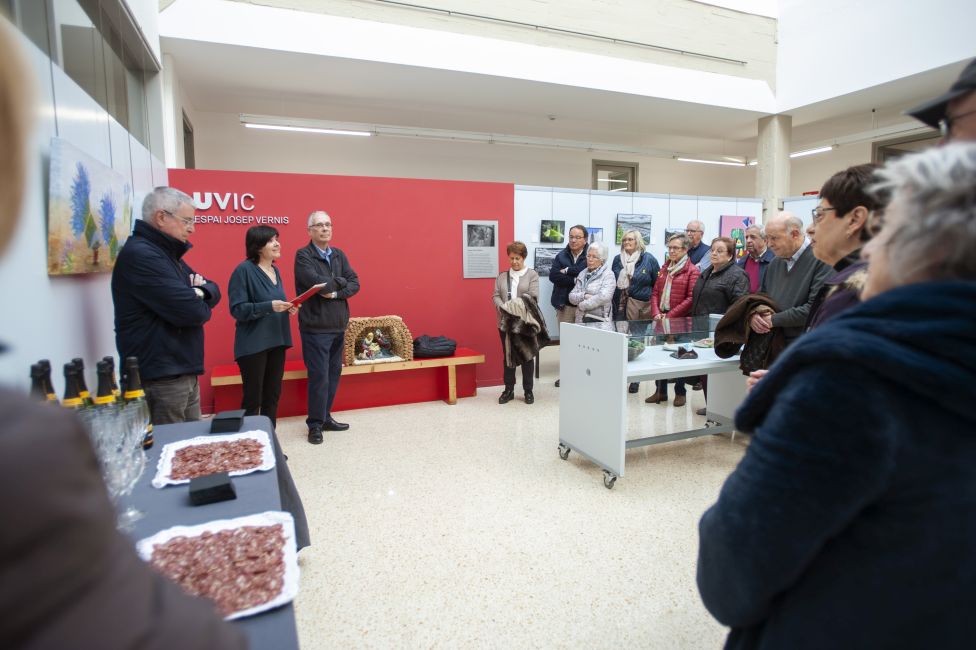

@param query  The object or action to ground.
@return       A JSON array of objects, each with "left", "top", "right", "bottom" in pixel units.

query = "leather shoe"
[
  {"left": 628, "top": 382, "right": 640, "bottom": 393},
  {"left": 324, "top": 418, "right": 349, "bottom": 431},
  {"left": 645, "top": 392, "right": 666, "bottom": 404},
  {"left": 692, "top": 381, "right": 703, "bottom": 391},
  {"left": 524, "top": 391, "right": 534, "bottom": 404},
  {"left": 499, "top": 389, "right": 514, "bottom": 404},
  {"left": 307, "top": 427, "right": 323, "bottom": 444},
  {"left": 554, "top": 379, "right": 560, "bottom": 387},
  {"left": 696, "top": 407, "right": 707, "bottom": 416},
  {"left": 673, "top": 394, "right": 687, "bottom": 407}
]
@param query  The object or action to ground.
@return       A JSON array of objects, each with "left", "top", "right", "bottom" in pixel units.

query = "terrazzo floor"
[{"left": 275, "top": 346, "right": 749, "bottom": 649}]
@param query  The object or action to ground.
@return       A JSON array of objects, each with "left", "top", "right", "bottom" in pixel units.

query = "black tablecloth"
[{"left": 126, "top": 415, "right": 306, "bottom": 649}]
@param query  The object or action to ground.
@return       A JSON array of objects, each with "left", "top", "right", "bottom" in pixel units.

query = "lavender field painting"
[{"left": 47, "top": 137, "right": 132, "bottom": 275}]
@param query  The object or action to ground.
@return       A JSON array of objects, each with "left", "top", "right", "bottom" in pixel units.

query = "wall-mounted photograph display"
[
  {"left": 533, "top": 247, "right": 561, "bottom": 276},
  {"left": 664, "top": 227, "right": 685, "bottom": 246},
  {"left": 47, "top": 137, "right": 133, "bottom": 275},
  {"left": 588, "top": 227, "right": 603, "bottom": 244},
  {"left": 615, "top": 213, "right": 651, "bottom": 245},
  {"left": 462, "top": 220, "right": 498, "bottom": 278},
  {"left": 540, "top": 220, "right": 566, "bottom": 244},
  {"left": 720, "top": 215, "right": 754, "bottom": 261}
]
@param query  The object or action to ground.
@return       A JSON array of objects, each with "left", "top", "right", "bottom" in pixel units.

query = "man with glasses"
[
  {"left": 737, "top": 224, "right": 774, "bottom": 293},
  {"left": 295, "top": 210, "right": 360, "bottom": 444},
  {"left": 112, "top": 186, "right": 221, "bottom": 424},
  {"left": 907, "top": 58, "right": 976, "bottom": 142},
  {"left": 685, "top": 220, "right": 710, "bottom": 271}
]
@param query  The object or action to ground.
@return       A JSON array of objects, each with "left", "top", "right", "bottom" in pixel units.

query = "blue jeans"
[{"left": 301, "top": 330, "right": 345, "bottom": 428}]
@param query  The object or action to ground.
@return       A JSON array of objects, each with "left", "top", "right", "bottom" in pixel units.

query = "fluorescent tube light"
[
  {"left": 676, "top": 157, "right": 745, "bottom": 167},
  {"left": 789, "top": 145, "right": 833, "bottom": 158},
  {"left": 748, "top": 160, "right": 758, "bottom": 166},
  {"left": 244, "top": 123, "right": 371, "bottom": 137}
]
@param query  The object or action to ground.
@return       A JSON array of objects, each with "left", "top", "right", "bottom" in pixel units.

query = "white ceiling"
[{"left": 163, "top": 19, "right": 963, "bottom": 160}]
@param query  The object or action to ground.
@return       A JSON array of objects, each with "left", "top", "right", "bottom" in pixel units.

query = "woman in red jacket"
[{"left": 646, "top": 233, "right": 701, "bottom": 406}]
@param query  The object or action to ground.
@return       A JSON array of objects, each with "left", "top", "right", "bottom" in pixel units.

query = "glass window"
[{"left": 593, "top": 160, "right": 638, "bottom": 192}]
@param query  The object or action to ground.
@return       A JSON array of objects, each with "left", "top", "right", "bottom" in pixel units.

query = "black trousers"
[
  {"left": 236, "top": 346, "right": 287, "bottom": 427},
  {"left": 499, "top": 330, "right": 534, "bottom": 392}
]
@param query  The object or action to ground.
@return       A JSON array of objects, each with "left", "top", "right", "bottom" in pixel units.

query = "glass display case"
[{"left": 579, "top": 316, "right": 717, "bottom": 362}]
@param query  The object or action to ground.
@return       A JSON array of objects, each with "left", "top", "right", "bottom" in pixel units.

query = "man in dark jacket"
[
  {"left": 737, "top": 224, "right": 774, "bottom": 293},
  {"left": 112, "top": 187, "right": 221, "bottom": 424},
  {"left": 295, "top": 210, "right": 360, "bottom": 444},
  {"left": 548, "top": 224, "right": 587, "bottom": 387},
  {"left": 750, "top": 213, "right": 830, "bottom": 345}
]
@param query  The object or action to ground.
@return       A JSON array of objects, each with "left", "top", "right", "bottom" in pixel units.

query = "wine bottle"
[
  {"left": 72, "top": 357, "right": 94, "bottom": 407},
  {"left": 61, "top": 362, "right": 85, "bottom": 409},
  {"left": 122, "top": 357, "right": 154, "bottom": 449},
  {"left": 93, "top": 360, "right": 118, "bottom": 409},
  {"left": 30, "top": 363, "right": 48, "bottom": 402},
  {"left": 38, "top": 360, "right": 58, "bottom": 403},
  {"left": 102, "top": 355, "right": 120, "bottom": 397}
]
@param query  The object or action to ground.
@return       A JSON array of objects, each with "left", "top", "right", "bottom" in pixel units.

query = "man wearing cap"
[{"left": 907, "top": 58, "right": 976, "bottom": 142}]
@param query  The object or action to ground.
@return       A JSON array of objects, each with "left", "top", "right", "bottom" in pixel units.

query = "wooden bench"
[{"left": 210, "top": 348, "right": 485, "bottom": 416}]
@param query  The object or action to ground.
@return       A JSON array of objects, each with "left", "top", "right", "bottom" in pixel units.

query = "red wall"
[{"left": 167, "top": 169, "right": 514, "bottom": 413}]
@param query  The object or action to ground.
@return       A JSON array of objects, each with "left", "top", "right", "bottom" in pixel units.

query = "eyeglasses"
[
  {"left": 939, "top": 108, "right": 976, "bottom": 138},
  {"left": 162, "top": 209, "right": 194, "bottom": 227},
  {"left": 309, "top": 222, "right": 332, "bottom": 230},
  {"left": 811, "top": 207, "right": 837, "bottom": 223},
  {"left": 667, "top": 245, "right": 686, "bottom": 251},
  {"left": 685, "top": 229, "right": 702, "bottom": 233}
]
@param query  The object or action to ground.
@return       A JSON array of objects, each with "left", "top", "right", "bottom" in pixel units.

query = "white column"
[
  {"left": 755, "top": 114, "right": 791, "bottom": 222},
  {"left": 160, "top": 53, "right": 180, "bottom": 168}
]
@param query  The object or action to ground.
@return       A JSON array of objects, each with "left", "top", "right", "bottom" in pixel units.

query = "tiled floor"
[{"left": 276, "top": 347, "right": 747, "bottom": 648}]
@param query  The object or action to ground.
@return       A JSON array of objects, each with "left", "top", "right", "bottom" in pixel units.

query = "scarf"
[
  {"left": 617, "top": 250, "right": 640, "bottom": 290},
  {"left": 659, "top": 255, "right": 688, "bottom": 313},
  {"left": 508, "top": 265, "right": 529, "bottom": 298}
]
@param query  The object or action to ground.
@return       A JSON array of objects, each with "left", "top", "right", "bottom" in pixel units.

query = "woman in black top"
[{"left": 228, "top": 226, "right": 296, "bottom": 426}]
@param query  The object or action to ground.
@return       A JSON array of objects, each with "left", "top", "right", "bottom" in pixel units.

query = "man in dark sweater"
[
  {"left": 112, "top": 187, "right": 221, "bottom": 424},
  {"left": 295, "top": 210, "right": 360, "bottom": 444},
  {"left": 750, "top": 213, "right": 830, "bottom": 345}
]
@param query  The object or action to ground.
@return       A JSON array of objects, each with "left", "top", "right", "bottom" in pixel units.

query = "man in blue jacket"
[
  {"left": 112, "top": 187, "right": 221, "bottom": 424},
  {"left": 548, "top": 224, "right": 588, "bottom": 386}
]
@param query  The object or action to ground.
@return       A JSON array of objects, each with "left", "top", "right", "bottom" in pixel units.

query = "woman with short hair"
[
  {"left": 568, "top": 241, "right": 616, "bottom": 324},
  {"left": 228, "top": 225, "right": 296, "bottom": 427},
  {"left": 493, "top": 241, "right": 543, "bottom": 404},
  {"left": 697, "top": 142, "right": 976, "bottom": 649},
  {"left": 646, "top": 233, "right": 701, "bottom": 406}
]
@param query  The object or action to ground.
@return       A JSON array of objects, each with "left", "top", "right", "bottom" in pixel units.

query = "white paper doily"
[
  {"left": 136, "top": 510, "right": 299, "bottom": 620},
  {"left": 151, "top": 430, "right": 275, "bottom": 488}
]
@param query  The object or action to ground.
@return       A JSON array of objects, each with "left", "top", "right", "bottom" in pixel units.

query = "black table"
[{"left": 127, "top": 415, "right": 303, "bottom": 649}]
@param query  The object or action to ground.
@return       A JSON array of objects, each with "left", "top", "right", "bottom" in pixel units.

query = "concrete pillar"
[
  {"left": 755, "top": 114, "right": 791, "bottom": 222},
  {"left": 160, "top": 53, "right": 179, "bottom": 168}
]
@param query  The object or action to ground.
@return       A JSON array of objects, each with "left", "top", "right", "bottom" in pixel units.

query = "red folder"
[{"left": 290, "top": 282, "right": 327, "bottom": 307}]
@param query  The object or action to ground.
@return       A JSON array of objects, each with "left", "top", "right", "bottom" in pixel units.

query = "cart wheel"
[
  {"left": 558, "top": 443, "right": 570, "bottom": 460},
  {"left": 603, "top": 470, "right": 617, "bottom": 489}
]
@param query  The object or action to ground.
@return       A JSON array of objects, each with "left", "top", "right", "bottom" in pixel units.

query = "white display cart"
[{"left": 558, "top": 318, "right": 746, "bottom": 488}]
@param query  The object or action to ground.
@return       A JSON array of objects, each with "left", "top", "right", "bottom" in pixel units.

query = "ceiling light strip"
[
  {"left": 676, "top": 157, "right": 746, "bottom": 167},
  {"left": 244, "top": 123, "right": 371, "bottom": 137},
  {"left": 789, "top": 145, "right": 833, "bottom": 158}
]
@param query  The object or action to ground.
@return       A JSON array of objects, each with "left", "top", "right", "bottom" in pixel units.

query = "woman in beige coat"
[{"left": 493, "top": 241, "right": 541, "bottom": 404}]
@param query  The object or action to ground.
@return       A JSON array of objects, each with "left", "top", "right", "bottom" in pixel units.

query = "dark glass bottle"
[
  {"left": 122, "top": 357, "right": 154, "bottom": 449},
  {"left": 102, "top": 355, "right": 120, "bottom": 398},
  {"left": 37, "top": 360, "right": 58, "bottom": 403},
  {"left": 30, "top": 363, "right": 48, "bottom": 402},
  {"left": 93, "top": 360, "right": 118, "bottom": 409},
  {"left": 72, "top": 358, "right": 94, "bottom": 407},
  {"left": 61, "top": 362, "right": 85, "bottom": 409}
]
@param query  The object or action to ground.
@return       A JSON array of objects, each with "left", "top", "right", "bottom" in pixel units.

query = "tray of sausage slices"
[
  {"left": 136, "top": 510, "right": 299, "bottom": 620},
  {"left": 152, "top": 430, "right": 275, "bottom": 488}
]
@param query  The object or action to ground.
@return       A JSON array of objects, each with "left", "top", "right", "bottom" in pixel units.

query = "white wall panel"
[
  {"left": 50, "top": 66, "right": 111, "bottom": 167},
  {"left": 783, "top": 196, "right": 818, "bottom": 231}
]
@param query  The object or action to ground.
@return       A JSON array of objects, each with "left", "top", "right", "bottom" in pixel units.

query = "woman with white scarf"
[
  {"left": 646, "top": 233, "right": 701, "bottom": 406},
  {"left": 493, "top": 241, "right": 541, "bottom": 404},
  {"left": 568, "top": 241, "right": 616, "bottom": 324},
  {"left": 611, "top": 230, "right": 661, "bottom": 392}
]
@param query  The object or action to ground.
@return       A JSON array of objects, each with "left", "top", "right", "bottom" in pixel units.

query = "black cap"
[{"left": 906, "top": 59, "right": 976, "bottom": 129}]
